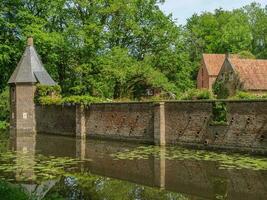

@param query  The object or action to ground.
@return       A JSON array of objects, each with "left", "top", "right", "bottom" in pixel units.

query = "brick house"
[
  {"left": 214, "top": 54, "right": 267, "bottom": 96},
  {"left": 197, "top": 54, "right": 228, "bottom": 90}
]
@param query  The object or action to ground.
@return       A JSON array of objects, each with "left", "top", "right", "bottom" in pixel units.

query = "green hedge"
[
  {"left": 179, "top": 89, "right": 214, "bottom": 100},
  {"left": 230, "top": 91, "right": 267, "bottom": 100},
  {"left": 35, "top": 85, "right": 104, "bottom": 105},
  {"left": 0, "top": 88, "right": 10, "bottom": 130}
]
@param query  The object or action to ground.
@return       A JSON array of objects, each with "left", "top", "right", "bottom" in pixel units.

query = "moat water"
[{"left": 0, "top": 132, "right": 266, "bottom": 200}]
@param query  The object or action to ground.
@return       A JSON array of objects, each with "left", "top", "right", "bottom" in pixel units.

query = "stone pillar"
[
  {"left": 154, "top": 102, "right": 166, "bottom": 146},
  {"left": 76, "top": 105, "right": 86, "bottom": 139}
]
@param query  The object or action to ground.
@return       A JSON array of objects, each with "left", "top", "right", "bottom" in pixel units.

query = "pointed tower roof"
[{"left": 8, "top": 37, "right": 56, "bottom": 86}]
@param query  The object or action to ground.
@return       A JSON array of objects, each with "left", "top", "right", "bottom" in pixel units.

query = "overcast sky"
[{"left": 160, "top": 0, "right": 267, "bottom": 25}]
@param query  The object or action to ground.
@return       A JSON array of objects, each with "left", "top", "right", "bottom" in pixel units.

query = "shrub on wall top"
[
  {"left": 179, "top": 89, "right": 214, "bottom": 100},
  {"left": 230, "top": 91, "right": 267, "bottom": 100},
  {"left": 35, "top": 84, "right": 61, "bottom": 98},
  {"left": 212, "top": 80, "right": 229, "bottom": 99},
  {"left": 62, "top": 96, "right": 103, "bottom": 105}
]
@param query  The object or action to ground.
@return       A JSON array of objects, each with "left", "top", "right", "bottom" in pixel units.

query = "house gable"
[
  {"left": 213, "top": 56, "right": 242, "bottom": 98},
  {"left": 197, "top": 59, "right": 210, "bottom": 89}
]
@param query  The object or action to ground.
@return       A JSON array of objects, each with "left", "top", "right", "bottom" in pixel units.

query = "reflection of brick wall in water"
[
  {"left": 35, "top": 101, "right": 267, "bottom": 153},
  {"left": 34, "top": 134, "right": 267, "bottom": 200},
  {"left": 165, "top": 159, "right": 267, "bottom": 200}
]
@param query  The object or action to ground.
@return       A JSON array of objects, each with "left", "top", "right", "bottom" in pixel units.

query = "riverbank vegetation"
[{"left": 0, "top": 1, "right": 267, "bottom": 128}]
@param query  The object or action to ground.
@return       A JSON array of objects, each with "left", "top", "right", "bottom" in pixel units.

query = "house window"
[
  {"left": 12, "top": 87, "right": 15, "bottom": 102},
  {"left": 221, "top": 73, "right": 225, "bottom": 81},
  {"left": 229, "top": 72, "right": 234, "bottom": 81}
]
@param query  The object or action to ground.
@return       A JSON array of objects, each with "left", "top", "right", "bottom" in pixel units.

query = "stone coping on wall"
[{"left": 36, "top": 98, "right": 267, "bottom": 107}]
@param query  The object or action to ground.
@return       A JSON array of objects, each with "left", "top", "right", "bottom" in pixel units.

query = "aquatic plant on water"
[{"left": 110, "top": 146, "right": 267, "bottom": 171}]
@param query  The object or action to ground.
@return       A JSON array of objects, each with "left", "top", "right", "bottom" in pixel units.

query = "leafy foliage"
[
  {"left": 179, "top": 89, "right": 214, "bottom": 100},
  {"left": 0, "top": 180, "right": 28, "bottom": 200},
  {"left": 35, "top": 85, "right": 103, "bottom": 105},
  {"left": 231, "top": 91, "right": 267, "bottom": 100},
  {"left": 0, "top": 88, "right": 9, "bottom": 130},
  {"left": 0, "top": 1, "right": 266, "bottom": 105},
  {"left": 212, "top": 102, "right": 227, "bottom": 125},
  {"left": 62, "top": 95, "right": 103, "bottom": 105},
  {"left": 35, "top": 84, "right": 61, "bottom": 98},
  {"left": 213, "top": 80, "right": 229, "bottom": 99}
]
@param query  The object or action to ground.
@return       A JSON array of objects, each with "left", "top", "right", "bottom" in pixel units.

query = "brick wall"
[
  {"left": 165, "top": 100, "right": 267, "bottom": 153},
  {"left": 197, "top": 62, "right": 210, "bottom": 89},
  {"left": 35, "top": 105, "right": 76, "bottom": 136},
  {"left": 10, "top": 84, "right": 36, "bottom": 133},
  {"left": 35, "top": 100, "right": 267, "bottom": 154},
  {"left": 85, "top": 103, "right": 155, "bottom": 143}
]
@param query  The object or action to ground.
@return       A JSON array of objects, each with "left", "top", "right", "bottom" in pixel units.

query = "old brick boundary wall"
[{"left": 35, "top": 100, "right": 267, "bottom": 154}]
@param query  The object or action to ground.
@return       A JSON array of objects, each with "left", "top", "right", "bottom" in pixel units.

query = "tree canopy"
[{"left": 0, "top": 1, "right": 266, "bottom": 99}]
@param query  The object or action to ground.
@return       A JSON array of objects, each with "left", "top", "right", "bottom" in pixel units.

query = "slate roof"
[
  {"left": 8, "top": 41, "right": 56, "bottom": 86},
  {"left": 203, "top": 54, "right": 239, "bottom": 76},
  {"left": 230, "top": 58, "right": 267, "bottom": 90}
]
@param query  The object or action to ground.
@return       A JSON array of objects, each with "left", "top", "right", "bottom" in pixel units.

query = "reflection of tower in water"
[
  {"left": 10, "top": 130, "right": 36, "bottom": 182},
  {"left": 9, "top": 131, "right": 58, "bottom": 199}
]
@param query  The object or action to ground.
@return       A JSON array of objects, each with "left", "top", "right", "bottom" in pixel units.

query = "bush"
[
  {"left": 0, "top": 88, "right": 10, "bottom": 130},
  {"left": 35, "top": 84, "right": 62, "bottom": 104},
  {"left": 211, "top": 102, "right": 227, "bottom": 125},
  {"left": 37, "top": 95, "right": 103, "bottom": 106},
  {"left": 231, "top": 91, "right": 264, "bottom": 100},
  {"left": 35, "top": 84, "right": 104, "bottom": 105},
  {"left": 179, "top": 89, "right": 214, "bottom": 100},
  {"left": 0, "top": 121, "right": 9, "bottom": 131},
  {"left": 35, "top": 84, "right": 61, "bottom": 97},
  {"left": 0, "top": 180, "right": 28, "bottom": 200},
  {"left": 62, "top": 95, "right": 103, "bottom": 105},
  {"left": 213, "top": 80, "right": 229, "bottom": 99},
  {"left": 38, "top": 96, "right": 62, "bottom": 105}
]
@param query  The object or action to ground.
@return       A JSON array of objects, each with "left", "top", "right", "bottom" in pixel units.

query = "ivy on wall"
[
  {"left": 213, "top": 80, "right": 229, "bottom": 99},
  {"left": 211, "top": 102, "right": 227, "bottom": 125}
]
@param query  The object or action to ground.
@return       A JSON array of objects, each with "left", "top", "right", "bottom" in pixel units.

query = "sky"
[{"left": 160, "top": 0, "right": 267, "bottom": 25}]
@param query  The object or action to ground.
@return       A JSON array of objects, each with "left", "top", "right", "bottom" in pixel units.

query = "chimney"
[
  {"left": 225, "top": 52, "right": 230, "bottom": 59},
  {"left": 27, "top": 37, "right": 33, "bottom": 46}
]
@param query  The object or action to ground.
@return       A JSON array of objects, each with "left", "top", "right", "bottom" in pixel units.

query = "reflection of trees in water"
[
  {"left": 0, "top": 131, "right": 8, "bottom": 153},
  {"left": 0, "top": 133, "right": 266, "bottom": 200},
  {"left": 44, "top": 175, "right": 188, "bottom": 200}
]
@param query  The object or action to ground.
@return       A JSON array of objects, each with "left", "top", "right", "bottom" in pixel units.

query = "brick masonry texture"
[
  {"left": 35, "top": 105, "right": 76, "bottom": 136},
  {"left": 34, "top": 101, "right": 267, "bottom": 154},
  {"left": 85, "top": 103, "right": 155, "bottom": 143},
  {"left": 165, "top": 101, "right": 267, "bottom": 153},
  {"left": 10, "top": 84, "right": 36, "bottom": 133}
]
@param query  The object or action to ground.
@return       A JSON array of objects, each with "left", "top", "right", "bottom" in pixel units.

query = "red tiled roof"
[
  {"left": 203, "top": 54, "right": 239, "bottom": 76},
  {"left": 231, "top": 58, "right": 267, "bottom": 90}
]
